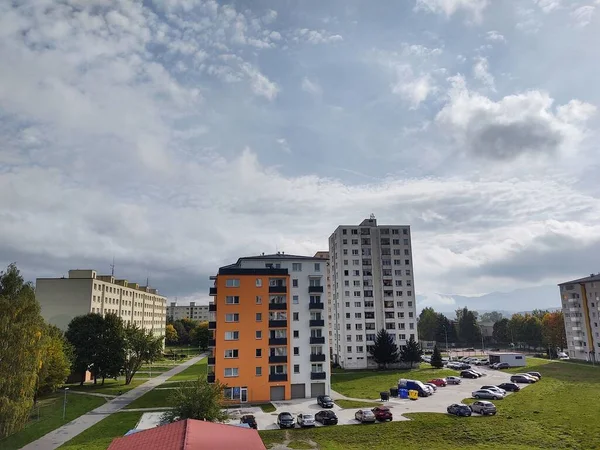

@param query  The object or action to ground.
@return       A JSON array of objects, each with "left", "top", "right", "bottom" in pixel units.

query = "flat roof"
[
  {"left": 488, "top": 352, "right": 525, "bottom": 356},
  {"left": 558, "top": 273, "right": 600, "bottom": 286}
]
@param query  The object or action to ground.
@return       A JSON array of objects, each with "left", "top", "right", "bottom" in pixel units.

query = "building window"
[
  {"left": 255, "top": 331, "right": 262, "bottom": 339},
  {"left": 293, "top": 279, "right": 298, "bottom": 287},
  {"left": 294, "top": 347, "right": 299, "bottom": 356},
  {"left": 293, "top": 295, "right": 299, "bottom": 304},
  {"left": 256, "top": 278, "right": 262, "bottom": 287},
  {"left": 294, "top": 364, "right": 300, "bottom": 373},
  {"left": 256, "top": 296, "right": 262, "bottom": 304},
  {"left": 314, "top": 263, "right": 321, "bottom": 272},
  {"left": 256, "top": 349, "right": 262, "bottom": 357},
  {"left": 256, "top": 367, "right": 262, "bottom": 376},
  {"left": 293, "top": 330, "right": 299, "bottom": 338},
  {"left": 256, "top": 313, "right": 262, "bottom": 322},
  {"left": 293, "top": 312, "right": 299, "bottom": 321},
  {"left": 225, "top": 279, "right": 240, "bottom": 287},
  {"left": 347, "top": 346, "right": 352, "bottom": 352},
  {"left": 225, "top": 313, "right": 239, "bottom": 322},
  {"left": 224, "top": 368, "right": 239, "bottom": 377},
  {"left": 292, "top": 263, "right": 302, "bottom": 271},
  {"left": 225, "top": 331, "right": 239, "bottom": 340},
  {"left": 225, "top": 296, "right": 240, "bottom": 304},
  {"left": 224, "top": 349, "right": 239, "bottom": 358}
]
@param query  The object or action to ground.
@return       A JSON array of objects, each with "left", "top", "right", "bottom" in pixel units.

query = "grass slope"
[{"left": 58, "top": 412, "right": 143, "bottom": 450}]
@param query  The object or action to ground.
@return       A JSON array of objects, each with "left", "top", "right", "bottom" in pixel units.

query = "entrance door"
[{"left": 241, "top": 387, "right": 248, "bottom": 403}]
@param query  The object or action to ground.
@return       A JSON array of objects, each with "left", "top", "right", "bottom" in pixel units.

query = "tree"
[
  {"left": 542, "top": 311, "right": 567, "bottom": 357},
  {"left": 480, "top": 311, "right": 503, "bottom": 323},
  {"left": 418, "top": 307, "right": 439, "bottom": 341},
  {"left": 65, "top": 313, "right": 105, "bottom": 385},
  {"left": 96, "top": 313, "right": 125, "bottom": 384},
  {"left": 172, "top": 321, "right": 188, "bottom": 345},
  {"left": 492, "top": 318, "right": 511, "bottom": 344},
  {"left": 522, "top": 314, "right": 543, "bottom": 349},
  {"left": 190, "top": 322, "right": 210, "bottom": 350},
  {"left": 122, "top": 324, "right": 163, "bottom": 385},
  {"left": 400, "top": 336, "right": 423, "bottom": 368},
  {"left": 36, "top": 324, "right": 72, "bottom": 398},
  {"left": 161, "top": 377, "right": 228, "bottom": 424},
  {"left": 0, "top": 264, "right": 45, "bottom": 438},
  {"left": 369, "top": 329, "right": 399, "bottom": 369},
  {"left": 430, "top": 344, "right": 443, "bottom": 369},
  {"left": 434, "top": 314, "right": 457, "bottom": 345},
  {"left": 455, "top": 307, "right": 481, "bottom": 345},
  {"left": 165, "top": 324, "right": 179, "bottom": 345}
]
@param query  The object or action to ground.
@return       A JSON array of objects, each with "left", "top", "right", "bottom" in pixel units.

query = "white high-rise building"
[
  {"left": 167, "top": 302, "right": 210, "bottom": 322},
  {"left": 329, "top": 217, "right": 418, "bottom": 369}
]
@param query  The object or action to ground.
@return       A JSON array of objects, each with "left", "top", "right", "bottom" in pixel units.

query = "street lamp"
[{"left": 62, "top": 387, "right": 69, "bottom": 420}]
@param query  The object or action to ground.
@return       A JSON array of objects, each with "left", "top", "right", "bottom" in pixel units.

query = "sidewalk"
[{"left": 22, "top": 354, "right": 206, "bottom": 450}]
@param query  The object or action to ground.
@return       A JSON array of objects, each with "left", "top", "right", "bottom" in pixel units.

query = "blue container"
[{"left": 399, "top": 388, "right": 409, "bottom": 399}]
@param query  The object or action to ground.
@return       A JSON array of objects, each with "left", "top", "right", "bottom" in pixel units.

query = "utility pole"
[{"left": 62, "top": 387, "right": 69, "bottom": 420}]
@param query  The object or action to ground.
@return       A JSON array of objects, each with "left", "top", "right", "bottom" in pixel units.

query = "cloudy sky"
[{"left": 1, "top": 0, "right": 599, "bottom": 310}]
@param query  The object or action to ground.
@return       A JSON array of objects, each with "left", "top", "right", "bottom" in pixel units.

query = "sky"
[{"left": 1, "top": 0, "right": 599, "bottom": 311}]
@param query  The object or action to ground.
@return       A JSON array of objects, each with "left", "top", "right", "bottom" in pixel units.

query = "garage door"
[
  {"left": 310, "top": 383, "right": 325, "bottom": 398},
  {"left": 291, "top": 384, "right": 306, "bottom": 399},
  {"left": 270, "top": 386, "right": 285, "bottom": 401}
]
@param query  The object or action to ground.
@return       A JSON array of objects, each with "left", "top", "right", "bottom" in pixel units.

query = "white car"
[
  {"left": 425, "top": 383, "right": 437, "bottom": 393},
  {"left": 297, "top": 413, "right": 315, "bottom": 427}
]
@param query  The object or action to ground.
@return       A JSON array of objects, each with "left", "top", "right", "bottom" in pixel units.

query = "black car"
[
  {"left": 277, "top": 412, "right": 295, "bottom": 429},
  {"left": 317, "top": 395, "right": 334, "bottom": 408},
  {"left": 497, "top": 382, "right": 521, "bottom": 392},
  {"left": 460, "top": 370, "right": 478, "bottom": 379},
  {"left": 315, "top": 410, "right": 338, "bottom": 425},
  {"left": 240, "top": 414, "right": 258, "bottom": 429},
  {"left": 447, "top": 403, "right": 472, "bottom": 417}
]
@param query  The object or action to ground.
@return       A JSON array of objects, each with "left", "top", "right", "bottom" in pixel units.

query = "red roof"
[{"left": 107, "top": 419, "right": 267, "bottom": 450}]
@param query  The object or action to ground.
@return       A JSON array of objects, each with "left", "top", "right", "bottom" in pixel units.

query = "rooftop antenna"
[{"left": 110, "top": 257, "right": 115, "bottom": 277}]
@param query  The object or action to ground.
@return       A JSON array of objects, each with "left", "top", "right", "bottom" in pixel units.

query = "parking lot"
[{"left": 225, "top": 366, "right": 531, "bottom": 430}]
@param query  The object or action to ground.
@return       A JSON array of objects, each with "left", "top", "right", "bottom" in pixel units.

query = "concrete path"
[
  {"left": 117, "top": 407, "right": 173, "bottom": 412},
  {"left": 22, "top": 354, "right": 206, "bottom": 450}
]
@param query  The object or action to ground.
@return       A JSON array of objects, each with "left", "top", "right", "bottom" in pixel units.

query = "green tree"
[
  {"left": 172, "top": 321, "right": 188, "bottom": 345},
  {"left": 122, "top": 324, "right": 163, "bottom": 384},
  {"left": 522, "top": 314, "right": 543, "bottom": 349},
  {"left": 430, "top": 344, "right": 443, "bottom": 369},
  {"left": 541, "top": 311, "right": 567, "bottom": 357},
  {"left": 456, "top": 307, "right": 481, "bottom": 345},
  {"left": 435, "top": 314, "right": 457, "bottom": 344},
  {"left": 400, "top": 335, "right": 423, "bottom": 368},
  {"left": 190, "top": 322, "right": 210, "bottom": 350},
  {"left": 165, "top": 324, "right": 179, "bottom": 345},
  {"left": 509, "top": 314, "right": 525, "bottom": 347},
  {"left": 161, "top": 377, "right": 228, "bottom": 423},
  {"left": 36, "top": 324, "right": 72, "bottom": 398},
  {"left": 492, "top": 318, "right": 511, "bottom": 344},
  {"left": 65, "top": 313, "right": 105, "bottom": 385},
  {"left": 369, "top": 329, "right": 399, "bottom": 369},
  {"left": 480, "top": 311, "right": 503, "bottom": 323},
  {"left": 418, "top": 307, "right": 439, "bottom": 341},
  {"left": 96, "top": 313, "right": 125, "bottom": 384},
  {"left": 0, "top": 264, "right": 45, "bottom": 438}
]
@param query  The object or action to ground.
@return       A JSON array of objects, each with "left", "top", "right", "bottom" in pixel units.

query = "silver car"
[
  {"left": 355, "top": 409, "right": 376, "bottom": 423},
  {"left": 297, "top": 413, "right": 315, "bottom": 427},
  {"left": 481, "top": 385, "right": 506, "bottom": 396},
  {"left": 472, "top": 389, "right": 504, "bottom": 400},
  {"left": 471, "top": 400, "right": 497, "bottom": 415},
  {"left": 446, "top": 376, "right": 462, "bottom": 385}
]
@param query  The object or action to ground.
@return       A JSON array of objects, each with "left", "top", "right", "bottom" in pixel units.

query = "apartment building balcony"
[
  {"left": 573, "top": 336, "right": 584, "bottom": 341},
  {"left": 269, "top": 355, "right": 288, "bottom": 364},
  {"left": 208, "top": 339, "right": 216, "bottom": 347},
  {"left": 269, "top": 285, "right": 287, "bottom": 294},
  {"left": 269, "top": 302, "right": 287, "bottom": 311},
  {"left": 309, "top": 302, "right": 324, "bottom": 310},
  {"left": 207, "top": 357, "right": 216, "bottom": 365},
  {"left": 269, "top": 373, "right": 288, "bottom": 382},
  {"left": 310, "top": 337, "right": 325, "bottom": 345},
  {"left": 569, "top": 307, "right": 579, "bottom": 312},
  {"left": 209, "top": 303, "right": 217, "bottom": 312},
  {"left": 208, "top": 321, "right": 216, "bottom": 330},
  {"left": 572, "top": 327, "right": 582, "bottom": 332},
  {"left": 308, "top": 286, "right": 324, "bottom": 293},
  {"left": 207, "top": 374, "right": 215, "bottom": 383},
  {"left": 209, "top": 287, "right": 217, "bottom": 296},
  {"left": 574, "top": 346, "right": 584, "bottom": 351},
  {"left": 310, "top": 354, "right": 326, "bottom": 362},
  {"left": 269, "top": 320, "right": 287, "bottom": 328},
  {"left": 570, "top": 317, "right": 580, "bottom": 322},
  {"left": 310, "top": 372, "right": 327, "bottom": 380},
  {"left": 310, "top": 319, "right": 325, "bottom": 327},
  {"left": 269, "top": 337, "right": 287, "bottom": 346}
]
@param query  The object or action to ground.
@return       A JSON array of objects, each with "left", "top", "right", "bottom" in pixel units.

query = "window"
[
  {"left": 225, "top": 296, "right": 240, "bottom": 304},
  {"left": 354, "top": 301, "right": 361, "bottom": 307},
  {"left": 342, "top": 228, "right": 347, "bottom": 235},
  {"left": 314, "top": 263, "right": 321, "bottom": 271},
  {"left": 356, "top": 346, "right": 363, "bottom": 352},
  {"left": 293, "top": 295, "right": 299, "bottom": 304},
  {"left": 346, "top": 313, "right": 351, "bottom": 319},
  {"left": 347, "top": 346, "right": 352, "bottom": 352},
  {"left": 256, "top": 296, "right": 262, "bottom": 304},
  {"left": 342, "top": 238, "right": 347, "bottom": 244},
  {"left": 406, "top": 270, "right": 411, "bottom": 276},
  {"left": 292, "top": 263, "right": 303, "bottom": 272},
  {"left": 346, "top": 324, "right": 351, "bottom": 330},
  {"left": 344, "top": 270, "right": 349, "bottom": 276},
  {"left": 225, "top": 313, "right": 239, "bottom": 322},
  {"left": 225, "top": 279, "right": 240, "bottom": 287},
  {"left": 345, "top": 302, "right": 350, "bottom": 307},
  {"left": 408, "top": 301, "right": 413, "bottom": 307},
  {"left": 255, "top": 313, "right": 262, "bottom": 322},
  {"left": 396, "top": 291, "right": 403, "bottom": 296},
  {"left": 354, "top": 291, "right": 361, "bottom": 297},
  {"left": 408, "top": 291, "right": 412, "bottom": 296},
  {"left": 343, "top": 249, "right": 348, "bottom": 255},
  {"left": 403, "top": 229, "right": 408, "bottom": 235},
  {"left": 294, "top": 364, "right": 300, "bottom": 373},
  {"left": 225, "top": 331, "right": 239, "bottom": 340},
  {"left": 224, "top": 368, "right": 239, "bottom": 377},
  {"left": 292, "top": 279, "right": 298, "bottom": 287},
  {"left": 293, "top": 330, "right": 299, "bottom": 338},
  {"left": 224, "top": 349, "right": 239, "bottom": 358},
  {"left": 294, "top": 347, "right": 299, "bottom": 356},
  {"left": 255, "top": 330, "right": 262, "bottom": 339},
  {"left": 356, "top": 335, "right": 363, "bottom": 341},
  {"left": 344, "top": 290, "right": 350, "bottom": 296},
  {"left": 395, "top": 280, "right": 403, "bottom": 286},
  {"left": 256, "top": 278, "right": 262, "bottom": 287},
  {"left": 345, "top": 280, "right": 350, "bottom": 286},
  {"left": 343, "top": 260, "right": 348, "bottom": 265},
  {"left": 256, "top": 367, "right": 262, "bottom": 376},
  {"left": 256, "top": 349, "right": 262, "bottom": 357}
]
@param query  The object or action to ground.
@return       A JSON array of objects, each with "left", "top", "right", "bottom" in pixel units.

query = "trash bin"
[
  {"left": 399, "top": 389, "right": 408, "bottom": 399},
  {"left": 408, "top": 390, "right": 419, "bottom": 400},
  {"left": 390, "top": 387, "right": 399, "bottom": 397},
  {"left": 380, "top": 392, "right": 390, "bottom": 401}
]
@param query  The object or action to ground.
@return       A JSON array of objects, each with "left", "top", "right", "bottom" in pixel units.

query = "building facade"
[
  {"left": 558, "top": 274, "right": 600, "bottom": 361},
  {"left": 167, "top": 302, "right": 210, "bottom": 322},
  {"left": 207, "top": 253, "right": 330, "bottom": 403},
  {"left": 36, "top": 269, "right": 167, "bottom": 337},
  {"left": 329, "top": 217, "right": 418, "bottom": 369},
  {"left": 313, "top": 251, "right": 333, "bottom": 358}
]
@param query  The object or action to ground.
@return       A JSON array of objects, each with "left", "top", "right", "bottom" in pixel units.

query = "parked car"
[
  {"left": 465, "top": 348, "right": 476, "bottom": 351},
  {"left": 494, "top": 362, "right": 510, "bottom": 370},
  {"left": 425, "top": 383, "right": 437, "bottom": 392},
  {"left": 559, "top": 355, "right": 570, "bottom": 360},
  {"left": 446, "top": 376, "right": 462, "bottom": 385},
  {"left": 476, "top": 359, "right": 489, "bottom": 366},
  {"left": 297, "top": 413, "right": 315, "bottom": 428},
  {"left": 314, "top": 410, "right": 338, "bottom": 425},
  {"left": 277, "top": 412, "right": 295, "bottom": 429},
  {"left": 355, "top": 409, "right": 376, "bottom": 423},
  {"left": 317, "top": 395, "right": 334, "bottom": 408},
  {"left": 511, "top": 374, "right": 536, "bottom": 384},
  {"left": 497, "top": 382, "right": 521, "bottom": 392},
  {"left": 240, "top": 415, "right": 258, "bottom": 429},
  {"left": 447, "top": 403, "right": 472, "bottom": 417},
  {"left": 428, "top": 378, "right": 447, "bottom": 387},
  {"left": 461, "top": 370, "right": 479, "bottom": 379},
  {"left": 515, "top": 373, "right": 538, "bottom": 382},
  {"left": 480, "top": 385, "right": 506, "bottom": 395},
  {"left": 472, "top": 389, "right": 504, "bottom": 400},
  {"left": 527, "top": 371, "right": 542, "bottom": 380},
  {"left": 470, "top": 400, "right": 497, "bottom": 415},
  {"left": 468, "top": 369, "right": 484, "bottom": 377},
  {"left": 372, "top": 406, "right": 393, "bottom": 422}
]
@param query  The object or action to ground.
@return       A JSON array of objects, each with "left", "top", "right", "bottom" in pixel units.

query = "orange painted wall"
[{"left": 215, "top": 273, "right": 290, "bottom": 403}]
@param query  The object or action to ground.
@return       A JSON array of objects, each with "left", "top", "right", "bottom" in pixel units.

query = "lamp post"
[{"left": 62, "top": 387, "right": 69, "bottom": 420}]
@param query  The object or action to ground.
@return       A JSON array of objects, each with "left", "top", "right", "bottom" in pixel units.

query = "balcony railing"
[
  {"left": 207, "top": 357, "right": 215, "bottom": 365},
  {"left": 208, "top": 321, "right": 216, "bottom": 330},
  {"left": 309, "top": 319, "right": 325, "bottom": 327},
  {"left": 310, "top": 337, "right": 325, "bottom": 345},
  {"left": 269, "top": 337, "right": 287, "bottom": 346},
  {"left": 209, "top": 303, "right": 216, "bottom": 312},
  {"left": 209, "top": 287, "right": 217, "bottom": 296},
  {"left": 269, "top": 285, "right": 287, "bottom": 294},
  {"left": 269, "top": 355, "right": 288, "bottom": 364},
  {"left": 269, "top": 320, "right": 287, "bottom": 328},
  {"left": 207, "top": 374, "right": 215, "bottom": 383},
  {"left": 310, "top": 354, "right": 326, "bottom": 362},
  {"left": 310, "top": 372, "right": 327, "bottom": 380},
  {"left": 208, "top": 339, "right": 216, "bottom": 347},
  {"left": 269, "top": 373, "right": 288, "bottom": 382},
  {"left": 308, "top": 286, "right": 324, "bottom": 293},
  {"left": 269, "top": 303, "right": 287, "bottom": 311},
  {"left": 309, "top": 302, "right": 324, "bottom": 310}
]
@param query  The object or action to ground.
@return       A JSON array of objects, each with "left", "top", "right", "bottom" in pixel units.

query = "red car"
[
  {"left": 428, "top": 378, "right": 447, "bottom": 387},
  {"left": 372, "top": 406, "right": 393, "bottom": 422}
]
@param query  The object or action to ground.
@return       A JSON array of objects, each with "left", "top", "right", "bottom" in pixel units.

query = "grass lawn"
[
  {"left": 335, "top": 399, "right": 382, "bottom": 409},
  {"left": 261, "top": 359, "right": 600, "bottom": 450},
  {"left": 0, "top": 393, "right": 106, "bottom": 450},
  {"left": 259, "top": 403, "right": 277, "bottom": 413},
  {"left": 332, "top": 364, "right": 456, "bottom": 399},
  {"left": 66, "top": 378, "right": 146, "bottom": 395},
  {"left": 166, "top": 357, "right": 207, "bottom": 382},
  {"left": 58, "top": 412, "right": 143, "bottom": 450}
]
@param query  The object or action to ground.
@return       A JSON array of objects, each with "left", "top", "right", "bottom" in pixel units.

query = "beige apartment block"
[
  {"left": 36, "top": 269, "right": 167, "bottom": 337},
  {"left": 167, "top": 301, "right": 210, "bottom": 322}
]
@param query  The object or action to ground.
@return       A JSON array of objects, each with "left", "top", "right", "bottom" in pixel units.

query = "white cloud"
[
  {"left": 436, "top": 75, "right": 596, "bottom": 160},
  {"left": 472, "top": 56, "right": 495, "bottom": 89},
  {"left": 571, "top": 5, "right": 595, "bottom": 27},
  {"left": 291, "top": 28, "right": 343, "bottom": 44},
  {"left": 402, "top": 43, "right": 443, "bottom": 57},
  {"left": 415, "top": 0, "right": 489, "bottom": 21},
  {"left": 240, "top": 63, "right": 280, "bottom": 100},
  {"left": 301, "top": 77, "right": 322, "bottom": 97},
  {"left": 485, "top": 30, "right": 506, "bottom": 42},
  {"left": 392, "top": 74, "right": 435, "bottom": 108},
  {"left": 534, "top": 0, "right": 563, "bottom": 13},
  {"left": 276, "top": 138, "right": 292, "bottom": 153}
]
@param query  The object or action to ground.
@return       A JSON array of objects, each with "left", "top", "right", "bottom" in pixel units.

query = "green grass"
[
  {"left": 261, "top": 359, "right": 600, "bottom": 450},
  {"left": 332, "top": 364, "right": 456, "bottom": 399},
  {"left": 0, "top": 393, "right": 106, "bottom": 450},
  {"left": 259, "top": 403, "right": 276, "bottom": 413},
  {"left": 66, "top": 378, "right": 146, "bottom": 395},
  {"left": 166, "top": 357, "right": 207, "bottom": 382},
  {"left": 58, "top": 412, "right": 143, "bottom": 450},
  {"left": 335, "top": 400, "right": 382, "bottom": 409}
]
